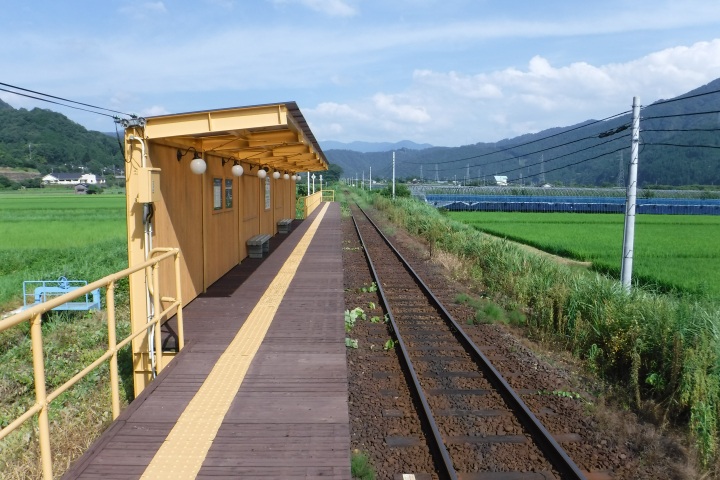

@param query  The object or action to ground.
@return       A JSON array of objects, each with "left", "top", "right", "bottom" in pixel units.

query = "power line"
[
  {"left": 427, "top": 129, "right": 630, "bottom": 177},
  {"left": 0, "top": 81, "right": 133, "bottom": 117},
  {"left": 0, "top": 87, "right": 119, "bottom": 119},
  {"left": 493, "top": 135, "right": 628, "bottom": 178},
  {"left": 643, "top": 142, "right": 720, "bottom": 150},
  {"left": 642, "top": 127, "right": 720, "bottom": 133},
  {"left": 643, "top": 86, "right": 720, "bottom": 109},
  {"left": 401, "top": 110, "right": 631, "bottom": 166},
  {"left": 642, "top": 109, "right": 720, "bottom": 121}
]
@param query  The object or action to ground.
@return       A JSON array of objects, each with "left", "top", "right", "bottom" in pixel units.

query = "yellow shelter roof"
[{"left": 143, "top": 102, "right": 328, "bottom": 173}]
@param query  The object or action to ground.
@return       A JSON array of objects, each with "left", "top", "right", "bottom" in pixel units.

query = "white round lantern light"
[
  {"left": 257, "top": 168, "right": 267, "bottom": 179},
  {"left": 231, "top": 162, "right": 244, "bottom": 177},
  {"left": 283, "top": 173, "right": 289, "bottom": 180},
  {"left": 272, "top": 170, "right": 281, "bottom": 180},
  {"left": 190, "top": 157, "right": 207, "bottom": 175}
]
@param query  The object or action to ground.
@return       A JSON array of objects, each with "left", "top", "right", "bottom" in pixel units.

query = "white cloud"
[
  {"left": 309, "top": 39, "right": 720, "bottom": 145},
  {"left": 141, "top": 105, "right": 170, "bottom": 117},
  {"left": 372, "top": 94, "right": 430, "bottom": 124},
  {"left": 268, "top": 0, "right": 356, "bottom": 17},
  {"left": 118, "top": 2, "right": 167, "bottom": 19}
]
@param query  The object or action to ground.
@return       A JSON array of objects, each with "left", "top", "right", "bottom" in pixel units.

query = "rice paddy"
[
  {"left": 0, "top": 192, "right": 127, "bottom": 310},
  {"left": 448, "top": 211, "right": 720, "bottom": 297}
]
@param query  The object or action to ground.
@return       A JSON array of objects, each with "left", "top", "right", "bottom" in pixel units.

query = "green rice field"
[
  {"left": 0, "top": 192, "right": 128, "bottom": 310},
  {"left": 448, "top": 211, "right": 720, "bottom": 297}
]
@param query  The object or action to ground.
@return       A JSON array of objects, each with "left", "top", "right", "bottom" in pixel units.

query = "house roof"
[
  {"left": 141, "top": 102, "right": 328, "bottom": 174},
  {"left": 52, "top": 173, "right": 81, "bottom": 180}
]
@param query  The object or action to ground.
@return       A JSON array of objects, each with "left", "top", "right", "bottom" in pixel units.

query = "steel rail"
[
  {"left": 354, "top": 203, "right": 586, "bottom": 480},
  {"left": 351, "top": 210, "right": 457, "bottom": 480}
]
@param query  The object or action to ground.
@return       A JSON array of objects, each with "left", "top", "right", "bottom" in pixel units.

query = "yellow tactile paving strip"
[{"left": 141, "top": 203, "right": 330, "bottom": 479}]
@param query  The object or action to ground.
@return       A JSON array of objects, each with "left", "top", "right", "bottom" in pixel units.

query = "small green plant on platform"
[
  {"left": 383, "top": 339, "right": 396, "bottom": 351},
  {"left": 370, "top": 315, "right": 382, "bottom": 323},
  {"left": 350, "top": 450, "right": 375, "bottom": 480},
  {"left": 367, "top": 301, "right": 376, "bottom": 310},
  {"left": 345, "top": 338, "right": 359, "bottom": 349}
]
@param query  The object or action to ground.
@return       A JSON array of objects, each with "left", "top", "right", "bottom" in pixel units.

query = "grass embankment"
[
  {"left": 357, "top": 190, "right": 720, "bottom": 470},
  {"left": 448, "top": 211, "right": 720, "bottom": 297},
  {"left": 0, "top": 192, "right": 131, "bottom": 478}
]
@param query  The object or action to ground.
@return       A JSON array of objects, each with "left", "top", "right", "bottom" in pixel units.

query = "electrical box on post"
[{"left": 136, "top": 167, "right": 161, "bottom": 203}]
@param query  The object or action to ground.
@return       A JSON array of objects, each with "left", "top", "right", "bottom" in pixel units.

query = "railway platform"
[{"left": 63, "top": 202, "right": 350, "bottom": 479}]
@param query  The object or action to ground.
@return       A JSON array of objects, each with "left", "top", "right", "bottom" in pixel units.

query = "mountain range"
[
  {"left": 320, "top": 140, "right": 433, "bottom": 153},
  {"left": 2, "top": 78, "right": 720, "bottom": 188}
]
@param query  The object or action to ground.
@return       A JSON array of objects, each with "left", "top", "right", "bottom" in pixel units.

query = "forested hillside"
[
  {"left": 0, "top": 99, "right": 123, "bottom": 177},
  {"left": 327, "top": 78, "right": 720, "bottom": 188}
]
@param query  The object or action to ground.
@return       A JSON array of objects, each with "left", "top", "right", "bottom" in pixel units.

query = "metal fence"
[{"left": 412, "top": 186, "right": 720, "bottom": 215}]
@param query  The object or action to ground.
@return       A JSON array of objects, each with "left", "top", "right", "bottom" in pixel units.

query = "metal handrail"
[
  {"left": 321, "top": 189, "right": 335, "bottom": 202},
  {"left": 0, "top": 247, "right": 183, "bottom": 480}
]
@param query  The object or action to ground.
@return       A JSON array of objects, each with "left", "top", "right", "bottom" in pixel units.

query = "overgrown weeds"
[{"left": 0, "top": 307, "right": 133, "bottom": 478}]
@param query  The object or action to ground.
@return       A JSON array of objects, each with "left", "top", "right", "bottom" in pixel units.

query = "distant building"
[
  {"left": 74, "top": 183, "right": 89, "bottom": 194},
  {"left": 42, "top": 173, "right": 100, "bottom": 185},
  {"left": 493, "top": 175, "right": 508, "bottom": 186}
]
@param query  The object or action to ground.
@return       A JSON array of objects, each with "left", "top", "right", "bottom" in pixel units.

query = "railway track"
[{"left": 351, "top": 203, "right": 587, "bottom": 480}]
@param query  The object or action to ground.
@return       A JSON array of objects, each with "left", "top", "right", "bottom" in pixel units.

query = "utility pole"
[
  {"left": 621, "top": 96, "right": 641, "bottom": 291},
  {"left": 392, "top": 151, "right": 396, "bottom": 199},
  {"left": 420, "top": 164, "right": 423, "bottom": 182},
  {"left": 369, "top": 166, "right": 372, "bottom": 190},
  {"left": 435, "top": 164, "right": 439, "bottom": 182}
]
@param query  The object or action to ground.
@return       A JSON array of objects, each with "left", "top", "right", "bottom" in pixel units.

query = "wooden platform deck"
[{"left": 63, "top": 203, "right": 350, "bottom": 479}]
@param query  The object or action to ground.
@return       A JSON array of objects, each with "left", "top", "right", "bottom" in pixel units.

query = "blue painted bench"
[{"left": 22, "top": 277, "right": 101, "bottom": 311}]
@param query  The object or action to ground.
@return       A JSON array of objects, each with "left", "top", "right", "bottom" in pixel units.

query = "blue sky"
[{"left": 2, "top": 0, "right": 720, "bottom": 147}]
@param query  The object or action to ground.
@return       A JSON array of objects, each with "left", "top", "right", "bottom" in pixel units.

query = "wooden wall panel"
[
  {"left": 203, "top": 154, "right": 240, "bottom": 288},
  {"left": 151, "top": 144, "right": 204, "bottom": 305},
  {"left": 274, "top": 177, "right": 284, "bottom": 231},
  {"left": 242, "top": 173, "right": 259, "bottom": 260},
  {"left": 259, "top": 177, "right": 274, "bottom": 234}
]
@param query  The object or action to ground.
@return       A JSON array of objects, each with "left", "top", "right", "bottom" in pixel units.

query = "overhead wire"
[
  {"left": 642, "top": 86, "right": 720, "bottom": 108},
  {"left": 416, "top": 89, "right": 720, "bottom": 181},
  {"left": 642, "top": 109, "right": 720, "bottom": 121},
  {"left": 0, "top": 81, "right": 133, "bottom": 118},
  {"left": 401, "top": 110, "right": 632, "bottom": 167},
  {"left": 426, "top": 126, "right": 631, "bottom": 178},
  {"left": 643, "top": 142, "right": 720, "bottom": 150},
  {"left": 403, "top": 87, "right": 720, "bottom": 180},
  {"left": 0, "top": 86, "right": 119, "bottom": 119},
  {"left": 642, "top": 127, "right": 720, "bottom": 133}
]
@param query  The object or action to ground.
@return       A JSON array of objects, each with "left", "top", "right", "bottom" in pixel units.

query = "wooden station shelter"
[{"left": 123, "top": 102, "right": 328, "bottom": 394}]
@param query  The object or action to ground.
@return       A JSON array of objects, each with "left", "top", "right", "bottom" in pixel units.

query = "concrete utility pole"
[
  {"left": 369, "top": 166, "right": 372, "bottom": 190},
  {"left": 621, "top": 96, "right": 641, "bottom": 291},
  {"left": 392, "top": 151, "right": 396, "bottom": 199}
]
